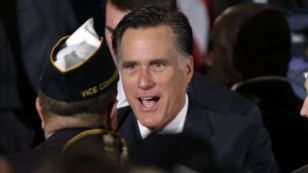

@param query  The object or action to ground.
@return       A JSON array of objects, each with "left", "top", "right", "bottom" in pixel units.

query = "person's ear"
[
  {"left": 185, "top": 56, "right": 194, "bottom": 84},
  {"left": 106, "top": 101, "right": 118, "bottom": 131},
  {"left": 204, "top": 48, "right": 217, "bottom": 66},
  {"left": 35, "top": 97, "right": 45, "bottom": 129}
]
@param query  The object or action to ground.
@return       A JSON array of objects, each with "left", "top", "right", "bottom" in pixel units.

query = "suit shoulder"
[
  {"left": 190, "top": 73, "right": 259, "bottom": 116},
  {"left": 192, "top": 100, "right": 260, "bottom": 131}
]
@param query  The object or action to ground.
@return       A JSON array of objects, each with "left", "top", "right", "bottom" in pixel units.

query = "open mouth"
[{"left": 138, "top": 96, "right": 160, "bottom": 109}]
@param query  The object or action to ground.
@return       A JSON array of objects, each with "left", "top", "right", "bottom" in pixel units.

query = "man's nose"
[{"left": 138, "top": 68, "right": 155, "bottom": 90}]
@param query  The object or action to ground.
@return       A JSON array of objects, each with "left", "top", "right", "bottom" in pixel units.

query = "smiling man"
[{"left": 112, "top": 6, "right": 278, "bottom": 173}]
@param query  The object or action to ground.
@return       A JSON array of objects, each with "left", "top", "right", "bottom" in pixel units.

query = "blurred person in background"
[{"left": 204, "top": 4, "right": 308, "bottom": 172}]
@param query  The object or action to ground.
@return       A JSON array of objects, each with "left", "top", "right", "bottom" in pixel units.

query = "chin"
[{"left": 140, "top": 118, "right": 160, "bottom": 130}]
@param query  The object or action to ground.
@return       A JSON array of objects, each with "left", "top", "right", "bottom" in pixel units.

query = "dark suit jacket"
[
  {"left": 17, "top": 0, "right": 77, "bottom": 91},
  {"left": 6, "top": 128, "right": 102, "bottom": 173},
  {"left": 188, "top": 73, "right": 262, "bottom": 122},
  {"left": 234, "top": 78, "right": 308, "bottom": 173},
  {"left": 0, "top": 2, "right": 44, "bottom": 155},
  {"left": 117, "top": 97, "right": 278, "bottom": 173}
]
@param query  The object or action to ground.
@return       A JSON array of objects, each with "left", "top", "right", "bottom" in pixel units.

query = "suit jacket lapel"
[
  {"left": 183, "top": 96, "right": 213, "bottom": 141},
  {"left": 117, "top": 109, "right": 143, "bottom": 149}
]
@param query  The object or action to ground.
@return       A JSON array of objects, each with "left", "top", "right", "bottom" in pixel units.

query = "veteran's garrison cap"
[{"left": 39, "top": 19, "right": 118, "bottom": 102}]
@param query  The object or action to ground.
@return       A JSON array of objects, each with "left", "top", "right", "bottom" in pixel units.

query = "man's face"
[
  {"left": 105, "top": 1, "right": 128, "bottom": 65},
  {"left": 118, "top": 25, "right": 193, "bottom": 131}
]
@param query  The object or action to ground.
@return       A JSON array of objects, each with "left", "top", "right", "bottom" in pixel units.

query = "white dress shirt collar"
[{"left": 116, "top": 76, "right": 129, "bottom": 108}]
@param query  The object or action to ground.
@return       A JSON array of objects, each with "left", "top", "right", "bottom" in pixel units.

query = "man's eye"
[
  {"left": 152, "top": 62, "right": 166, "bottom": 71},
  {"left": 124, "top": 64, "right": 136, "bottom": 71},
  {"left": 127, "top": 65, "right": 135, "bottom": 69},
  {"left": 155, "top": 63, "right": 162, "bottom": 67}
]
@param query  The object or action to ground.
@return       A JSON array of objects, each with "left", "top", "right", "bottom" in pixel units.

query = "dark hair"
[
  {"left": 112, "top": 6, "right": 193, "bottom": 60},
  {"left": 208, "top": 4, "right": 274, "bottom": 63},
  {"left": 38, "top": 86, "right": 116, "bottom": 116},
  {"left": 233, "top": 9, "right": 291, "bottom": 79},
  {"left": 104, "top": 0, "right": 177, "bottom": 12}
]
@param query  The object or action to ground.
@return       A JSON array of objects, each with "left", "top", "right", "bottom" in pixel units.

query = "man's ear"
[
  {"left": 185, "top": 56, "right": 194, "bottom": 83},
  {"left": 35, "top": 97, "right": 45, "bottom": 129},
  {"left": 204, "top": 49, "right": 216, "bottom": 66},
  {"left": 106, "top": 101, "right": 118, "bottom": 131}
]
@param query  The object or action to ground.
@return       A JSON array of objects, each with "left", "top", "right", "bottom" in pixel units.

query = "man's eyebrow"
[
  {"left": 121, "top": 60, "right": 137, "bottom": 67},
  {"left": 150, "top": 59, "right": 168, "bottom": 65},
  {"left": 105, "top": 25, "right": 114, "bottom": 32}
]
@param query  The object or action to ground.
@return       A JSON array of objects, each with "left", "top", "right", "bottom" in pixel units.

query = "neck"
[{"left": 43, "top": 114, "right": 105, "bottom": 139}]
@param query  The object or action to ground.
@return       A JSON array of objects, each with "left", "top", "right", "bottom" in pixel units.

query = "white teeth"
[{"left": 141, "top": 97, "right": 155, "bottom": 101}]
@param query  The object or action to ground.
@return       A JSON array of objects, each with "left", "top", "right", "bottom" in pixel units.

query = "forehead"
[
  {"left": 120, "top": 25, "right": 177, "bottom": 58},
  {"left": 121, "top": 25, "right": 175, "bottom": 49}
]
